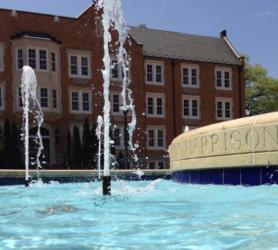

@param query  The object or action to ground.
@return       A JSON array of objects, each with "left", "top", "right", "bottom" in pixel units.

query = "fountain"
[
  {"left": 96, "top": 0, "right": 136, "bottom": 195},
  {"left": 21, "top": 66, "right": 44, "bottom": 187}
]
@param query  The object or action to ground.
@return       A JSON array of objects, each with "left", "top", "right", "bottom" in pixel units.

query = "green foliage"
[
  {"left": 11, "top": 123, "right": 22, "bottom": 168},
  {"left": 82, "top": 119, "right": 99, "bottom": 169},
  {"left": 65, "top": 120, "right": 99, "bottom": 169},
  {"left": 2, "top": 119, "right": 11, "bottom": 168},
  {"left": 72, "top": 126, "right": 82, "bottom": 168},
  {"left": 0, "top": 120, "right": 22, "bottom": 169},
  {"left": 117, "top": 151, "right": 125, "bottom": 169},
  {"left": 65, "top": 131, "right": 72, "bottom": 168},
  {"left": 245, "top": 58, "right": 278, "bottom": 116},
  {"left": 90, "top": 124, "right": 99, "bottom": 168}
]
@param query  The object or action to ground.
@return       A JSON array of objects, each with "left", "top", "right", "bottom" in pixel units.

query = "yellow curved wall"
[{"left": 169, "top": 112, "right": 278, "bottom": 171}]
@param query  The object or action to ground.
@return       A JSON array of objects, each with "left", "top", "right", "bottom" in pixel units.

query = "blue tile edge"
[
  {"left": 172, "top": 166, "right": 278, "bottom": 186},
  {"left": 0, "top": 174, "right": 171, "bottom": 186}
]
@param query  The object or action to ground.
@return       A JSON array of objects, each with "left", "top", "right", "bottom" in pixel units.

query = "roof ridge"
[{"left": 129, "top": 25, "right": 220, "bottom": 40}]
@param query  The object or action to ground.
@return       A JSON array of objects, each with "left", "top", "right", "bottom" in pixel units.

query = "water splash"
[
  {"left": 21, "top": 66, "right": 44, "bottom": 183},
  {"left": 96, "top": 0, "right": 137, "bottom": 175},
  {"left": 96, "top": 115, "right": 103, "bottom": 179}
]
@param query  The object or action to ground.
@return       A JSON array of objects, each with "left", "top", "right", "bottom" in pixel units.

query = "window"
[
  {"left": 182, "top": 96, "right": 200, "bottom": 119},
  {"left": 147, "top": 64, "right": 153, "bottom": 82},
  {"left": 28, "top": 49, "right": 36, "bottom": 69},
  {"left": 112, "top": 94, "right": 120, "bottom": 113},
  {"left": 82, "top": 92, "right": 89, "bottom": 111},
  {"left": 147, "top": 161, "right": 165, "bottom": 169},
  {"left": 16, "top": 48, "right": 23, "bottom": 70},
  {"left": 145, "top": 61, "right": 164, "bottom": 84},
  {"left": 69, "top": 54, "right": 91, "bottom": 78},
  {"left": 51, "top": 52, "right": 56, "bottom": 72},
  {"left": 111, "top": 58, "right": 129, "bottom": 80},
  {"left": 0, "top": 46, "right": 3, "bottom": 72},
  {"left": 156, "top": 65, "right": 162, "bottom": 83},
  {"left": 70, "top": 90, "right": 91, "bottom": 113},
  {"left": 39, "top": 50, "right": 47, "bottom": 70},
  {"left": 113, "top": 127, "right": 124, "bottom": 148},
  {"left": 71, "top": 92, "right": 79, "bottom": 111},
  {"left": 52, "top": 90, "right": 57, "bottom": 109},
  {"left": 215, "top": 67, "right": 232, "bottom": 89},
  {"left": 147, "top": 98, "right": 153, "bottom": 114},
  {"left": 28, "top": 48, "right": 48, "bottom": 71},
  {"left": 18, "top": 87, "right": 23, "bottom": 108},
  {"left": 147, "top": 127, "right": 165, "bottom": 149},
  {"left": 216, "top": 98, "right": 233, "bottom": 120},
  {"left": 146, "top": 94, "right": 165, "bottom": 117},
  {"left": 181, "top": 65, "right": 199, "bottom": 87},
  {"left": 81, "top": 57, "right": 88, "bottom": 76},
  {"left": 148, "top": 162, "right": 156, "bottom": 169},
  {"left": 112, "top": 59, "right": 119, "bottom": 79},
  {"left": 40, "top": 88, "right": 48, "bottom": 108},
  {"left": 114, "top": 128, "right": 121, "bottom": 147},
  {"left": 158, "top": 161, "right": 165, "bottom": 169},
  {"left": 0, "top": 85, "right": 3, "bottom": 110}
]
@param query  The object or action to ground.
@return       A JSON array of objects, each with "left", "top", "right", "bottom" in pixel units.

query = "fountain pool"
[{"left": 1, "top": 180, "right": 278, "bottom": 249}]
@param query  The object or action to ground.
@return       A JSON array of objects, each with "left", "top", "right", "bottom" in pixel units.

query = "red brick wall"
[{"left": 0, "top": 5, "right": 245, "bottom": 168}]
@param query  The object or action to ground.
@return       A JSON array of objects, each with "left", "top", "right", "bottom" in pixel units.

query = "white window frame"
[
  {"left": 16, "top": 48, "right": 24, "bottom": 71},
  {"left": 146, "top": 93, "right": 165, "bottom": 118},
  {"left": 147, "top": 126, "right": 166, "bottom": 150},
  {"left": 215, "top": 67, "right": 232, "bottom": 90},
  {"left": 0, "top": 46, "right": 4, "bottom": 72},
  {"left": 181, "top": 64, "right": 200, "bottom": 88},
  {"left": 69, "top": 90, "right": 92, "bottom": 114},
  {"left": 145, "top": 60, "right": 164, "bottom": 85},
  {"left": 68, "top": 53, "right": 91, "bottom": 79},
  {"left": 27, "top": 48, "right": 49, "bottom": 71},
  {"left": 0, "top": 85, "right": 4, "bottom": 111},
  {"left": 215, "top": 97, "right": 233, "bottom": 120},
  {"left": 182, "top": 95, "right": 200, "bottom": 119}
]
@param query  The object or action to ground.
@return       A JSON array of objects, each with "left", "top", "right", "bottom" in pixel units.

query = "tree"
[
  {"left": 117, "top": 151, "right": 125, "bottom": 169},
  {"left": 72, "top": 126, "right": 82, "bottom": 169},
  {"left": 245, "top": 57, "right": 278, "bottom": 116},
  {"left": 109, "top": 128, "right": 117, "bottom": 169},
  {"left": 65, "top": 131, "right": 72, "bottom": 169},
  {"left": 90, "top": 124, "right": 99, "bottom": 169},
  {"left": 10, "top": 123, "right": 22, "bottom": 169},
  {"left": 82, "top": 118, "right": 93, "bottom": 168},
  {"left": 1, "top": 119, "right": 12, "bottom": 168}
]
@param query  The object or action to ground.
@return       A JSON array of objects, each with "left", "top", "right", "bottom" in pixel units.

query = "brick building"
[{"left": 0, "top": 3, "right": 244, "bottom": 169}]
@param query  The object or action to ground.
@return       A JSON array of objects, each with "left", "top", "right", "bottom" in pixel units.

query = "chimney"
[{"left": 220, "top": 30, "right": 227, "bottom": 38}]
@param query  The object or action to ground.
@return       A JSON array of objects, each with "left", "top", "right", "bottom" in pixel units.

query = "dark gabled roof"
[
  {"left": 129, "top": 26, "right": 241, "bottom": 65},
  {"left": 11, "top": 31, "right": 61, "bottom": 44}
]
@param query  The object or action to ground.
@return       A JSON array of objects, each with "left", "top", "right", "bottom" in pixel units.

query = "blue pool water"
[{"left": 0, "top": 180, "right": 278, "bottom": 249}]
